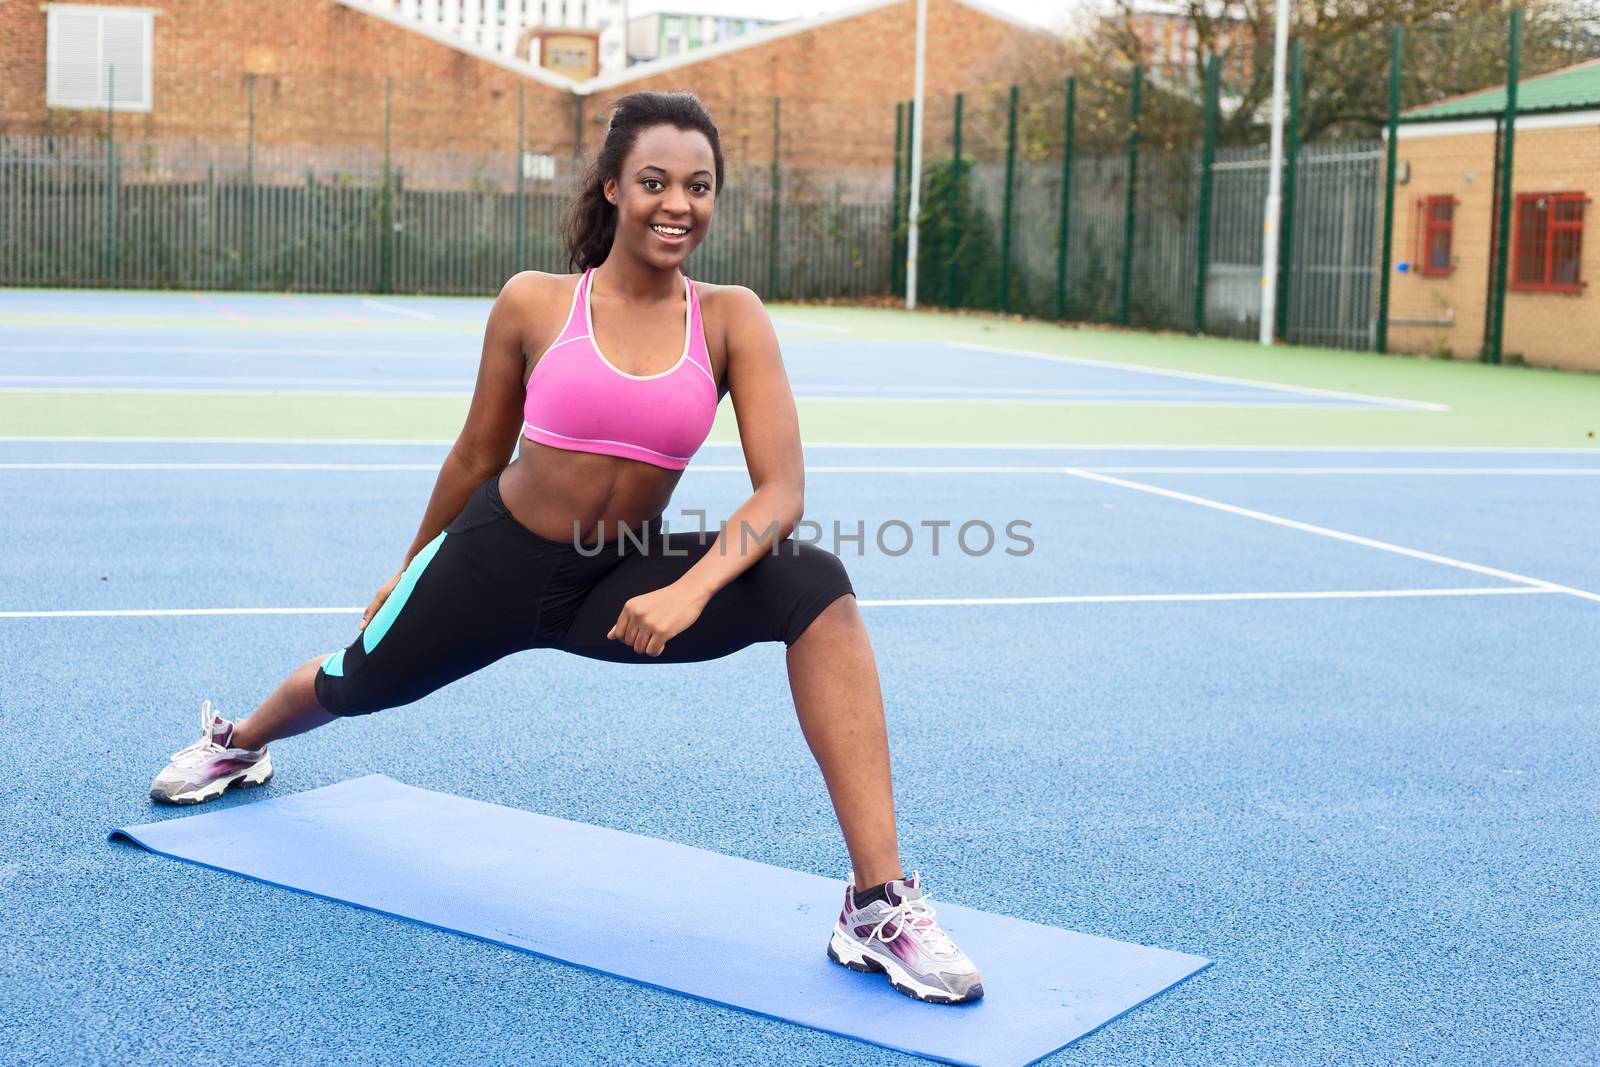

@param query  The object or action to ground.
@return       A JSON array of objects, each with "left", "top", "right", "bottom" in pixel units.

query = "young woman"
[{"left": 150, "top": 91, "right": 982, "bottom": 1005}]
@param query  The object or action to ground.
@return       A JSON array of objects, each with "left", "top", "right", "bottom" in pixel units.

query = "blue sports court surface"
[{"left": 0, "top": 289, "right": 1596, "bottom": 1064}]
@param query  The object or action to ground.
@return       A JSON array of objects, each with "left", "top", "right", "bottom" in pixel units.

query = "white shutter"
[
  {"left": 100, "top": 10, "right": 150, "bottom": 107},
  {"left": 46, "top": 5, "right": 153, "bottom": 111},
  {"left": 49, "top": 10, "right": 101, "bottom": 105}
]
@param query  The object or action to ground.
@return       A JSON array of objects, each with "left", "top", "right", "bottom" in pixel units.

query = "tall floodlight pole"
[
  {"left": 1258, "top": 0, "right": 1290, "bottom": 345},
  {"left": 904, "top": 0, "right": 928, "bottom": 309}
]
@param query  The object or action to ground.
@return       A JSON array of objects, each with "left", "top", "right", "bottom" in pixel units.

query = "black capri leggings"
[{"left": 313, "top": 474, "right": 855, "bottom": 716}]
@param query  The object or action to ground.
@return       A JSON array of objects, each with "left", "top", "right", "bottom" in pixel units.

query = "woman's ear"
[{"left": 603, "top": 177, "right": 617, "bottom": 205}]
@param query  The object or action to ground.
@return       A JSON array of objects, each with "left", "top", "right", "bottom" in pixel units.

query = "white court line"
[
  {"left": 0, "top": 463, "right": 443, "bottom": 471},
  {"left": 0, "top": 587, "right": 1553, "bottom": 619},
  {"left": 0, "top": 436, "right": 463, "bottom": 445},
  {"left": 784, "top": 396, "right": 1381, "bottom": 408},
  {"left": 3, "top": 463, "right": 1598, "bottom": 476},
  {"left": 949, "top": 341, "right": 1451, "bottom": 412},
  {"left": 770, "top": 318, "right": 849, "bottom": 333},
  {"left": 0, "top": 375, "right": 473, "bottom": 388},
  {"left": 0, "top": 345, "right": 471, "bottom": 359},
  {"left": 0, "top": 387, "right": 472, "bottom": 397},
  {"left": 0, "top": 438, "right": 1594, "bottom": 454},
  {"left": 361, "top": 298, "right": 437, "bottom": 321},
  {"left": 857, "top": 587, "right": 1551, "bottom": 607},
  {"left": 1045, "top": 466, "right": 1600, "bottom": 476},
  {"left": 1062, "top": 467, "right": 1600, "bottom": 604}
]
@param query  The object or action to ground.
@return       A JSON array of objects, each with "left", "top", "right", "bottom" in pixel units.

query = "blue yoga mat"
[{"left": 110, "top": 775, "right": 1209, "bottom": 1066}]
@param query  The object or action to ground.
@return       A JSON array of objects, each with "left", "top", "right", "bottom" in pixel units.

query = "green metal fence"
[
  {"left": 6, "top": 8, "right": 1595, "bottom": 369},
  {"left": 1, "top": 78, "right": 893, "bottom": 301}
]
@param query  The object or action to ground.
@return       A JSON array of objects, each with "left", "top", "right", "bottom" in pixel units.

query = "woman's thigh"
[
  {"left": 314, "top": 482, "right": 551, "bottom": 716},
  {"left": 554, "top": 532, "right": 855, "bottom": 664}
]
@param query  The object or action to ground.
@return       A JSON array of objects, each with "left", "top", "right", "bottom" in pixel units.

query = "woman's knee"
[
  {"left": 770, "top": 541, "right": 855, "bottom": 646},
  {"left": 312, "top": 656, "right": 404, "bottom": 717}
]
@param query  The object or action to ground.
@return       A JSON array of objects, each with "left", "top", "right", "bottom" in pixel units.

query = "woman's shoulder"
[
  {"left": 500, "top": 269, "right": 580, "bottom": 299},
  {"left": 694, "top": 278, "right": 765, "bottom": 324}
]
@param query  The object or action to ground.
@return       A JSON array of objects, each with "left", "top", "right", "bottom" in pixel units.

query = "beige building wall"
[{"left": 1391, "top": 118, "right": 1600, "bottom": 372}]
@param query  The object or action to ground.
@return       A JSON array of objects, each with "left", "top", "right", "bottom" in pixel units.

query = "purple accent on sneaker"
[
  {"left": 206, "top": 758, "right": 254, "bottom": 776},
  {"left": 885, "top": 931, "right": 920, "bottom": 965},
  {"left": 884, "top": 881, "right": 903, "bottom": 906}
]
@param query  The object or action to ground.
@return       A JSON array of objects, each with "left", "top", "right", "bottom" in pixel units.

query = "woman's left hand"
[{"left": 608, "top": 582, "right": 709, "bottom": 657}]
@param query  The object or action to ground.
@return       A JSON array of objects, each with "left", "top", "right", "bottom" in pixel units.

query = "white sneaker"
[
  {"left": 828, "top": 871, "right": 985, "bottom": 1004},
  {"left": 149, "top": 700, "right": 273, "bottom": 805}
]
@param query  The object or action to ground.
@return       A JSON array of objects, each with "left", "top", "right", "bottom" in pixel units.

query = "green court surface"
[{"left": 2, "top": 296, "right": 1597, "bottom": 448}]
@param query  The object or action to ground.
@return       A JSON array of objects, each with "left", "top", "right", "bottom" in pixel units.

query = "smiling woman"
[{"left": 146, "top": 89, "right": 986, "bottom": 1007}]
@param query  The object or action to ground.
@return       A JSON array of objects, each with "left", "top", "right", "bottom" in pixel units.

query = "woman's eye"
[
  {"left": 691, "top": 183, "right": 710, "bottom": 193},
  {"left": 643, "top": 179, "right": 662, "bottom": 191}
]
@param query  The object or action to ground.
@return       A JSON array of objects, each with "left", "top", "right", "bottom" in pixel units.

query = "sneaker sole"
[
  {"left": 150, "top": 757, "right": 273, "bottom": 805},
  {"left": 827, "top": 929, "right": 983, "bottom": 1005}
]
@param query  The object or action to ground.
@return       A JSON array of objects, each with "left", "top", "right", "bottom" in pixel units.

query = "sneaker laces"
[
  {"left": 867, "top": 879, "right": 959, "bottom": 956},
  {"left": 167, "top": 700, "right": 230, "bottom": 764}
]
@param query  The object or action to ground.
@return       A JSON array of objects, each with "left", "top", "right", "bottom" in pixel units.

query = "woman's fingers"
[
  {"left": 360, "top": 571, "right": 403, "bottom": 632},
  {"left": 609, "top": 605, "right": 663, "bottom": 656}
]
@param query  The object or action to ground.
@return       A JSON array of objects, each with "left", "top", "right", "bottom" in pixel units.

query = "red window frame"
[
  {"left": 1511, "top": 192, "right": 1587, "bottom": 294},
  {"left": 1420, "top": 195, "right": 1456, "bottom": 277}
]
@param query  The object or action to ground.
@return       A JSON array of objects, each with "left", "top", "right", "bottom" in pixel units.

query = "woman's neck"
[{"left": 592, "top": 253, "right": 681, "bottom": 303}]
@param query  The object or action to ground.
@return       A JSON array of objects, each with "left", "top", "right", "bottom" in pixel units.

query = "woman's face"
[{"left": 604, "top": 124, "right": 717, "bottom": 269}]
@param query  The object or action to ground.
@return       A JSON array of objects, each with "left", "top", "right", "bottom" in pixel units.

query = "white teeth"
[{"left": 652, "top": 225, "right": 688, "bottom": 235}]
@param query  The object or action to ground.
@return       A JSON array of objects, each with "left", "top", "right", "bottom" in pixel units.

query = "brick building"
[
  {"left": 0, "top": 0, "right": 1055, "bottom": 168},
  {"left": 2, "top": 1, "right": 574, "bottom": 155},
  {"left": 1390, "top": 60, "right": 1599, "bottom": 371}
]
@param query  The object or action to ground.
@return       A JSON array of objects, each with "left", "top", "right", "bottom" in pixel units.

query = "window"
[
  {"left": 1419, "top": 195, "right": 1455, "bottom": 277},
  {"left": 47, "top": 4, "right": 153, "bottom": 112},
  {"left": 521, "top": 152, "right": 556, "bottom": 180},
  {"left": 1513, "top": 193, "right": 1586, "bottom": 293}
]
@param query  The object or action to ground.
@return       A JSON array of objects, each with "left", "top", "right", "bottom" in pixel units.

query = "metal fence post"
[
  {"left": 1489, "top": 7, "right": 1521, "bottom": 366},
  {"left": 245, "top": 73, "right": 256, "bottom": 292},
  {"left": 891, "top": 102, "right": 903, "bottom": 296},
  {"left": 1278, "top": 39, "right": 1303, "bottom": 340},
  {"left": 1000, "top": 84, "right": 1018, "bottom": 312},
  {"left": 104, "top": 65, "right": 116, "bottom": 285},
  {"left": 947, "top": 91, "right": 963, "bottom": 307},
  {"left": 1119, "top": 65, "right": 1142, "bottom": 327},
  {"left": 1194, "top": 56, "right": 1218, "bottom": 334},
  {"left": 768, "top": 96, "right": 781, "bottom": 299},
  {"left": 904, "top": 98, "right": 914, "bottom": 298},
  {"left": 1376, "top": 27, "right": 1402, "bottom": 354},
  {"left": 515, "top": 81, "right": 526, "bottom": 275},
  {"left": 381, "top": 77, "right": 394, "bottom": 294},
  {"left": 1056, "top": 77, "right": 1075, "bottom": 321}
]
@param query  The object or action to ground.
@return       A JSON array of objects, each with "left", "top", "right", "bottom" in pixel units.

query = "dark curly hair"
[{"left": 563, "top": 90, "right": 726, "bottom": 271}]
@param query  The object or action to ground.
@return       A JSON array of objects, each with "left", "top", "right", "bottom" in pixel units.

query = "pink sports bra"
[{"left": 521, "top": 267, "right": 719, "bottom": 471}]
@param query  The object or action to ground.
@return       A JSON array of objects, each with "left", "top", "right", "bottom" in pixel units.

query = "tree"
[{"left": 1076, "top": 0, "right": 1599, "bottom": 143}]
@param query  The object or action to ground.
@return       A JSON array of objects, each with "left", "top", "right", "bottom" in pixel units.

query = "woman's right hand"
[{"left": 359, "top": 569, "right": 405, "bottom": 631}]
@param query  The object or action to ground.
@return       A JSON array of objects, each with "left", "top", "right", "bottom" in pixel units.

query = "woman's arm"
[
  {"left": 398, "top": 272, "right": 541, "bottom": 567},
  {"left": 675, "top": 284, "right": 805, "bottom": 600}
]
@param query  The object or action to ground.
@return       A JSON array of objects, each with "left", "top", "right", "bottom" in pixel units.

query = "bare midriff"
[{"left": 497, "top": 439, "right": 684, "bottom": 548}]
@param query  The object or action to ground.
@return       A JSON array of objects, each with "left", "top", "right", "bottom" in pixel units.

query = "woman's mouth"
[{"left": 650, "top": 223, "right": 690, "bottom": 245}]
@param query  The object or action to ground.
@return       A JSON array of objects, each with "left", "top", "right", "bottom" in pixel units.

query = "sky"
[
  {"left": 627, "top": 0, "right": 1081, "bottom": 33},
  {"left": 795, "top": 0, "right": 1076, "bottom": 28}
]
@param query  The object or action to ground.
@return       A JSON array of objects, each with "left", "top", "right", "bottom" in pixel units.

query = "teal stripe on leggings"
[
  {"left": 320, "top": 649, "right": 345, "bottom": 677},
  {"left": 362, "top": 531, "right": 447, "bottom": 655}
]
